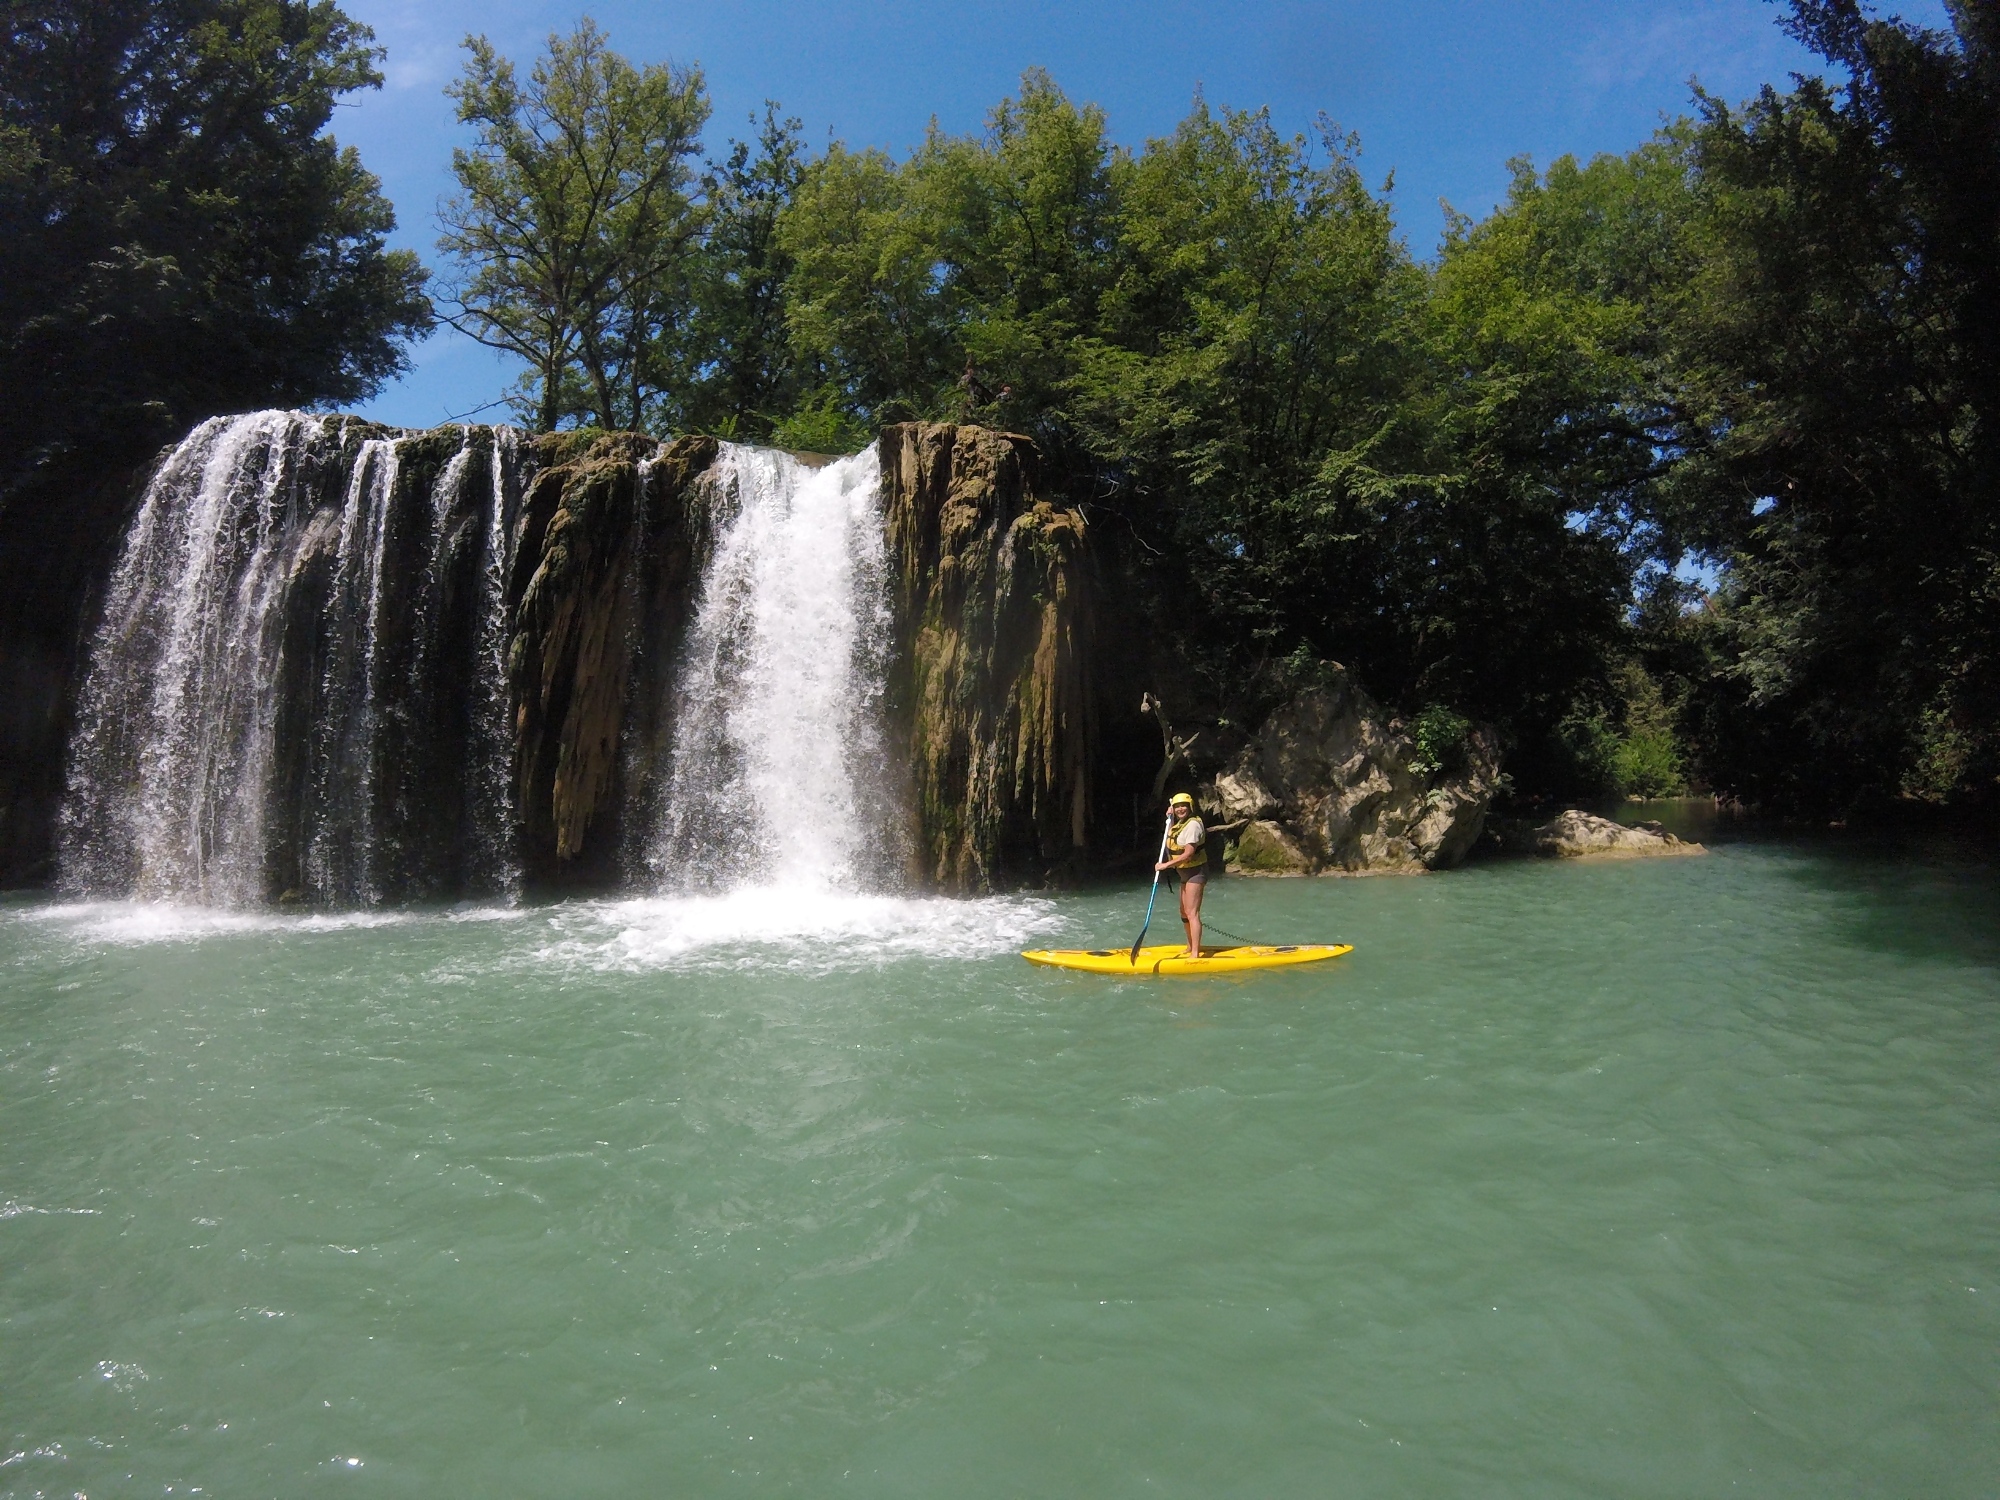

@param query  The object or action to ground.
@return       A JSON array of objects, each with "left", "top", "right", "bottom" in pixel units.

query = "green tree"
[
  {"left": 777, "top": 72, "right": 1121, "bottom": 437},
  {"left": 925, "top": 70, "right": 1120, "bottom": 460},
  {"left": 681, "top": 105, "right": 810, "bottom": 439},
  {"left": 1400, "top": 144, "right": 1698, "bottom": 787},
  {"left": 1661, "top": 0, "right": 1999, "bottom": 810},
  {"left": 778, "top": 141, "right": 957, "bottom": 426},
  {"left": 774, "top": 80, "right": 1670, "bottom": 783},
  {"left": 0, "top": 0, "right": 431, "bottom": 499},
  {"left": 1084, "top": 105, "right": 1419, "bottom": 654},
  {"left": 436, "top": 17, "right": 707, "bottom": 432}
]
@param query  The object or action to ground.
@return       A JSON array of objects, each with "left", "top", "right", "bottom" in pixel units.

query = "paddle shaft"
[{"left": 1130, "top": 811, "right": 1175, "bottom": 963}]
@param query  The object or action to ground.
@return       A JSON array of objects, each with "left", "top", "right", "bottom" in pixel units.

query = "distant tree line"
[{"left": 2, "top": 0, "right": 1992, "bottom": 818}]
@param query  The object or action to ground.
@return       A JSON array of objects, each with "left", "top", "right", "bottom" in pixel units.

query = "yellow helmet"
[{"left": 1168, "top": 792, "right": 1194, "bottom": 807}]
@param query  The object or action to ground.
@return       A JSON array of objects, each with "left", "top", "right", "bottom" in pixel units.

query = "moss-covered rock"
[
  {"left": 1229, "top": 819, "right": 1314, "bottom": 875},
  {"left": 1528, "top": 809, "right": 1704, "bottom": 859},
  {"left": 508, "top": 433, "right": 719, "bottom": 888},
  {"left": 881, "top": 423, "right": 1094, "bottom": 892}
]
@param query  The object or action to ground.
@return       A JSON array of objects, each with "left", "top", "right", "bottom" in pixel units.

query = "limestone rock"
[
  {"left": 509, "top": 432, "right": 719, "bottom": 889},
  {"left": 1229, "top": 819, "right": 1314, "bottom": 875},
  {"left": 1206, "top": 666, "right": 1502, "bottom": 876},
  {"left": 1211, "top": 761, "right": 1281, "bottom": 822},
  {"left": 880, "top": 422, "right": 1093, "bottom": 893},
  {"left": 1530, "top": 809, "right": 1704, "bottom": 859}
]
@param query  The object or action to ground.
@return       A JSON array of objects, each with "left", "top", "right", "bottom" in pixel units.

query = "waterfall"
[
  {"left": 58, "top": 416, "right": 914, "bottom": 907},
  {"left": 467, "top": 428, "right": 524, "bottom": 895},
  {"left": 59, "top": 413, "right": 525, "bottom": 905},
  {"left": 649, "top": 443, "right": 904, "bottom": 890}
]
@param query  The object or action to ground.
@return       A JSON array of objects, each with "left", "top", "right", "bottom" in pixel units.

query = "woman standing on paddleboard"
[{"left": 1156, "top": 792, "right": 1208, "bottom": 958}]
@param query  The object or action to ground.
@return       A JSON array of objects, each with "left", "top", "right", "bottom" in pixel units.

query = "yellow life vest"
[{"left": 1168, "top": 812, "right": 1207, "bottom": 869}]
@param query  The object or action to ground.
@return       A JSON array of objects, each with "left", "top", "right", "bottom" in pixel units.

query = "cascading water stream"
[
  {"left": 649, "top": 442, "right": 903, "bottom": 892},
  {"left": 60, "top": 412, "right": 525, "bottom": 906},
  {"left": 61, "top": 412, "right": 323, "bottom": 902},
  {"left": 58, "top": 418, "right": 909, "bottom": 911},
  {"left": 301, "top": 434, "right": 400, "bottom": 903},
  {"left": 466, "top": 427, "right": 524, "bottom": 895}
]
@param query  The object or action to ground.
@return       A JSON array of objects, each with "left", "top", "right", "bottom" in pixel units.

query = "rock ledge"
[{"left": 1527, "top": 809, "right": 1705, "bottom": 859}]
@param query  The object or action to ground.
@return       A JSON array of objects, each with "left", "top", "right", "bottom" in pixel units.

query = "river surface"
[{"left": 4, "top": 825, "right": 1996, "bottom": 1496}]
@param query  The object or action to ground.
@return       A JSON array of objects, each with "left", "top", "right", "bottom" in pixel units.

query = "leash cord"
[{"left": 1166, "top": 870, "right": 1267, "bottom": 948}]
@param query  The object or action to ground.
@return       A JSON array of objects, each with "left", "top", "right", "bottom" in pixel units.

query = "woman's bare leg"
[{"left": 1180, "top": 877, "right": 1204, "bottom": 958}]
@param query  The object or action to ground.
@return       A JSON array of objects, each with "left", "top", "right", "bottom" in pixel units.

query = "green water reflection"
[{"left": 3, "top": 837, "right": 1995, "bottom": 1496}]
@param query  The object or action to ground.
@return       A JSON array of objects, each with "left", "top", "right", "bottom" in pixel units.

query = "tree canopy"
[
  {"left": 7, "top": 0, "right": 1989, "bottom": 820},
  {"left": 419, "top": 2, "right": 1994, "bottom": 816},
  {"left": 437, "top": 18, "right": 708, "bottom": 433},
  {"left": 1658, "top": 0, "right": 2000, "bottom": 811},
  {"left": 0, "top": 0, "right": 431, "bottom": 499}
]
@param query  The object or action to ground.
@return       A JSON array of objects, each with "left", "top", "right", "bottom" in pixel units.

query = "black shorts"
[{"left": 1175, "top": 866, "right": 1207, "bottom": 888}]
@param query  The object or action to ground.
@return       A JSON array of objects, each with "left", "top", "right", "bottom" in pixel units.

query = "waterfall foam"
[{"left": 650, "top": 443, "right": 903, "bottom": 891}]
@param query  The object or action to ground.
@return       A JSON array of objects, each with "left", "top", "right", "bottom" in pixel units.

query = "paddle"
[{"left": 1130, "top": 808, "right": 1175, "bottom": 964}]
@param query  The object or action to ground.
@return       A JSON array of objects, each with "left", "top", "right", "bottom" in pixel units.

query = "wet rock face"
[
  {"left": 507, "top": 433, "right": 719, "bottom": 890},
  {"left": 1206, "top": 668, "right": 1502, "bottom": 875},
  {"left": 880, "top": 423, "right": 1093, "bottom": 893},
  {"left": 1524, "top": 809, "right": 1704, "bottom": 859}
]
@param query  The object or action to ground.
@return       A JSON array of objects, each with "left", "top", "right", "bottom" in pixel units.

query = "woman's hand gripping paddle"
[{"left": 1130, "top": 809, "right": 1175, "bottom": 964}]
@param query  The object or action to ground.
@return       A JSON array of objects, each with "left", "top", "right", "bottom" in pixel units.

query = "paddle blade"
[{"left": 1129, "top": 876, "right": 1161, "bottom": 964}]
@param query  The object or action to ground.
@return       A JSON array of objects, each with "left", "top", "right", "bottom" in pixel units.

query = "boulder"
[
  {"left": 1228, "top": 819, "right": 1315, "bottom": 875},
  {"left": 1205, "top": 666, "right": 1503, "bottom": 875},
  {"left": 1529, "top": 809, "right": 1704, "bottom": 859}
]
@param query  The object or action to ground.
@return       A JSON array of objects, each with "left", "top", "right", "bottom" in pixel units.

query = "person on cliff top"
[{"left": 1156, "top": 791, "right": 1208, "bottom": 958}]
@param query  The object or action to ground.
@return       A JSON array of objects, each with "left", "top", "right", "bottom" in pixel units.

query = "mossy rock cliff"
[
  {"left": 881, "top": 423, "right": 1094, "bottom": 892},
  {"left": 508, "top": 432, "right": 719, "bottom": 889}
]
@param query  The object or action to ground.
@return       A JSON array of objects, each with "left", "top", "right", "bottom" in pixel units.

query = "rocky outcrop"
[
  {"left": 507, "top": 432, "right": 720, "bottom": 889},
  {"left": 1520, "top": 809, "right": 1704, "bottom": 859},
  {"left": 1204, "top": 666, "right": 1502, "bottom": 875},
  {"left": 1228, "top": 817, "right": 1317, "bottom": 875},
  {"left": 881, "top": 423, "right": 1093, "bottom": 892},
  {"left": 35, "top": 414, "right": 1105, "bottom": 900}
]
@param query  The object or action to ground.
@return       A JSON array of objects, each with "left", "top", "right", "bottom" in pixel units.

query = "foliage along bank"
[
  {"left": 4, "top": 1, "right": 1993, "bottom": 870},
  {"left": 429, "top": 4, "right": 1994, "bottom": 820}
]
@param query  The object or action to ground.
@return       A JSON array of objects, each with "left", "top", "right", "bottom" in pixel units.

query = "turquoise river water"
[{"left": 4, "top": 823, "right": 1996, "bottom": 1496}]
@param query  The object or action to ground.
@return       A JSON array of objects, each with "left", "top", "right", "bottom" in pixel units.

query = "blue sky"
[{"left": 334, "top": 0, "right": 1950, "bottom": 429}]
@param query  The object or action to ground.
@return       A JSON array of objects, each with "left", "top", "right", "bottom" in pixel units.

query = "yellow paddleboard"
[{"left": 1021, "top": 943, "right": 1354, "bottom": 976}]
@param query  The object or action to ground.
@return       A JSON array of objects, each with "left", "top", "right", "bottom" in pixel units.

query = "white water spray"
[{"left": 650, "top": 443, "right": 901, "bottom": 890}]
